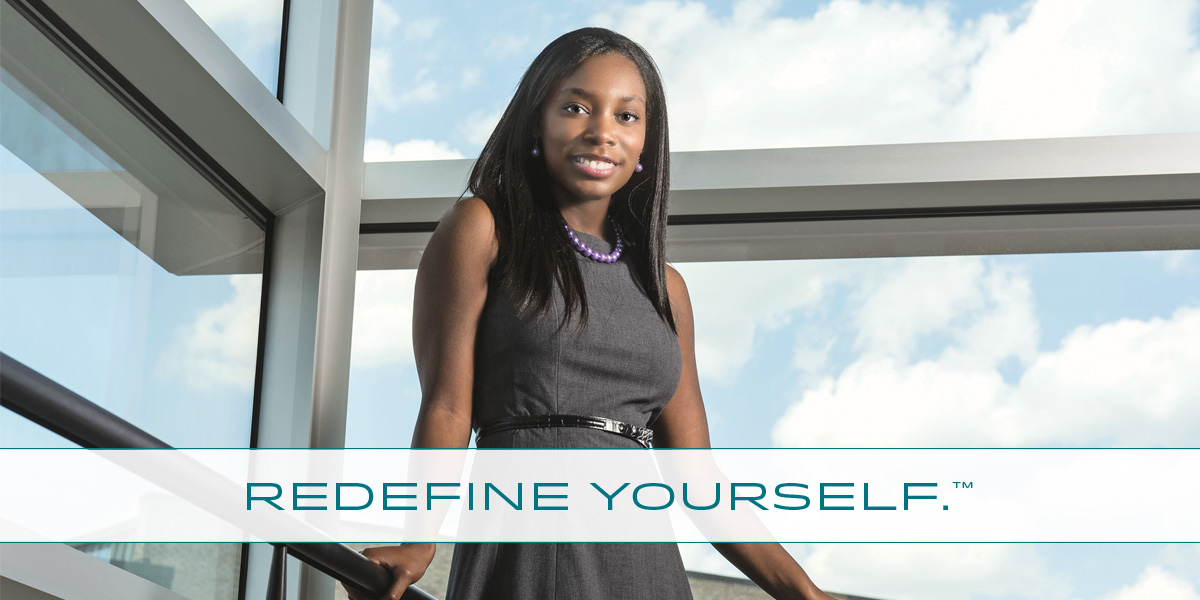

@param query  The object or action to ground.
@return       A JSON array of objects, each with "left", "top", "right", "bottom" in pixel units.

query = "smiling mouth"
[{"left": 573, "top": 156, "right": 617, "bottom": 177}]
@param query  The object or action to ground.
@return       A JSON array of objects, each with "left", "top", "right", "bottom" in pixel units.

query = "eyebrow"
[{"left": 560, "top": 87, "right": 646, "bottom": 105}]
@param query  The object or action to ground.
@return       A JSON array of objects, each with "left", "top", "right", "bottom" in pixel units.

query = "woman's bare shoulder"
[
  {"left": 664, "top": 264, "right": 689, "bottom": 299},
  {"left": 431, "top": 197, "right": 499, "bottom": 270},
  {"left": 664, "top": 264, "right": 693, "bottom": 321},
  {"left": 440, "top": 197, "right": 495, "bottom": 237}
]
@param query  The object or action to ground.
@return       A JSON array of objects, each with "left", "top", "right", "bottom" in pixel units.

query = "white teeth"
[{"left": 578, "top": 158, "right": 613, "bottom": 170}]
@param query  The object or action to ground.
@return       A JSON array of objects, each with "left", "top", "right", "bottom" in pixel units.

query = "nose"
[{"left": 583, "top": 113, "right": 617, "bottom": 147}]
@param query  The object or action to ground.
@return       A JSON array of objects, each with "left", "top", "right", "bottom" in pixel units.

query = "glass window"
[
  {"left": 1, "top": 6, "right": 262, "bottom": 598},
  {"left": 182, "top": 0, "right": 285, "bottom": 95},
  {"left": 676, "top": 250, "right": 1200, "bottom": 599},
  {"left": 345, "top": 247, "right": 1200, "bottom": 598},
  {"left": 346, "top": 268, "right": 421, "bottom": 447},
  {"left": 675, "top": 251, "right": 1200, "bottom": 449},
  {"left": 364, "top": 0, "right": 1200, "bottom": 161},
  {"left": 1, "top": 12, "right": 266, "bottom": 449}
]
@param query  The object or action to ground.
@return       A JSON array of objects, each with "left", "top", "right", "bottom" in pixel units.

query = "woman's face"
[{"left": 535, "top": 53, "right": 648, "bottom": 207}]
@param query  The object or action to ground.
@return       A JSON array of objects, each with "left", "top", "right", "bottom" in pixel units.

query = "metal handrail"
[{"left": 0, "top": 351, "right": 436, "bottom": 600}]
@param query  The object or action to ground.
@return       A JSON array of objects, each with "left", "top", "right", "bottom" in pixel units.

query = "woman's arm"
[
  {"left": 410, "top": 196, "right": 497, "bottom": 449},
  {"left": 652, "top": 266, "right": 836, "bottom": 600},
  {"left": 348, "top": 197, "right": 498, "bottom": 600}
]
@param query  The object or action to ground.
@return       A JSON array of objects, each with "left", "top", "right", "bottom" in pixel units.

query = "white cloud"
[
  {"left": 368, "top": 50, "right": 401, "bottom": 112},
  {"left": 397, "top": 68, "right": 443, "bottom": 105},
  {"left": 674, "top": 260, "right": 853, "bottom": 384},
  {"left": 350, "top": 270, "right": 417, "bottom": 369},
  {"left": 672, "top": 256, "right": 1038, "bottom": 387},
  {"left": 1102, "top": 565, "right": 1200, "bottom": 600},
  {"left": 1141, "top": 250, "right": 1197, "bottom": 274},
  {"left": 677, "top": 543, "right": 742, "bottom": 578},
  {"left": 799, "top": 543, "right": 1072, "bottom": 600},
  {"left": 853, "top": 257, "right": 988, "bottom": 361},
  {"left": 1013, "top": 305, "right": 1200, "bottom": 444},
  {"left": 1160, "top": 544, "right": 1200, "bottom": 585},
  {"left": 592, "top": 0, "right": 1200, "bottom": 150},
  {"left": 772, "top": 254, "right": 1200, "bottom": 447},
  {"left": 955, "top": 0, "right": 1200, "bottom": 140},
  {"left": 458, "top": 108, "right": 504, "bottom": 147},
  {"left": 154, "top": 275, "right": 261, "bottom": 391},
  {"left": 1163, "top": 252, "right": 1192, "bottom": 273},
  {"left": 404, "top": 17, "right": 441, "bottom": 41},
  {"left": 485, "top": 32, "right": 530, "bottom": 58},
  {"left": 790, "top": 323, "right": 836, "bottom": 378},
  {"left": 372, "top": 0, "right": 401, "bottom": 37},
  {"left": 369, "top": 5, "right": 442, "bottom": 111},
  {"left": 364, "top": 138, "right": 465, "bottom": 162},
  {"left": 369, "top": 56, "right": 443, "bottom": 112},
  {"left": 945, "top": 263, "right": 1040, "bottom": 369},
  {"left": 460, "top": 67, "right": 483, "bottom": 89}
]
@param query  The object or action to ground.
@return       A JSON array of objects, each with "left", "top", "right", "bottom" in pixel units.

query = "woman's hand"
[{"left": 344, "top": 543, "right": 436, "bottom": 600}]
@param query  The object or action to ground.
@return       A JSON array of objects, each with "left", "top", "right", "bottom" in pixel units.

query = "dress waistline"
[{"left": 474, "top": 414, "right": 654, "bottom": 448}]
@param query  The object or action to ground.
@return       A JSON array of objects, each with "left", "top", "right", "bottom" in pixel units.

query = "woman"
[{"left": 352, "top": 27, "right": 836, "bottom": 600}]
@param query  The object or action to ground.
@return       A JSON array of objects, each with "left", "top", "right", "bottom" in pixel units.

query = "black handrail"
[{"left": 0, "top": 351, "right": 436, "bottom": 600}]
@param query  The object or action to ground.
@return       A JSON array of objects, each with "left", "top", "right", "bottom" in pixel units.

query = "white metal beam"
[
  {"left": 308, "top": 0, "right": 372, "bottom": 449},
  {"left": 300, "top": 2, "right": 374, "bottom": 599},
  {"left": 40, "top": 0, "right": 327, "bottom": 213},
  {"left": 359, "top": 133, "right": 1200, "bottom": 267}
]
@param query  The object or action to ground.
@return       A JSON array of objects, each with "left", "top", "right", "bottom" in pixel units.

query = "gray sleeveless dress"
[{"left": 445, "top": 231, "right": 693, "bottom": 600}]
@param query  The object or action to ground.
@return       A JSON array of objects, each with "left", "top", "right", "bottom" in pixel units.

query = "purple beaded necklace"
[{"left": 561, "top": 216, "right": 623, "bottom": 263}]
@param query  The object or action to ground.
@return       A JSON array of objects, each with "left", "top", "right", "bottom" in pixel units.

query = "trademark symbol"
[{"left": 952, "top": 481, "right": 973, "bottom": 489}]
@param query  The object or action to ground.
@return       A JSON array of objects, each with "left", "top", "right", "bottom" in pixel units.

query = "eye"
[
  {"left": 564, "top": 103, "right": 588, "bottom": 114},
  {"left": 618, "top": 112, "right": 640, "bottom": 123}
]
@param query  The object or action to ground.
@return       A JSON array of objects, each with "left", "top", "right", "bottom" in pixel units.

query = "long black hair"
[{"left": 465, "top": 27, "right": 675, "bottom": 335}]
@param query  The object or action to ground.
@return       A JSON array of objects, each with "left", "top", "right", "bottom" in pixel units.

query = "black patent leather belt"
[{"left": 475, "top": 414, "right": 654, "bottom": 448}]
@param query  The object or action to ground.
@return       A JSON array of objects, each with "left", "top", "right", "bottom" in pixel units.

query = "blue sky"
[
  {"left": 342, "top": 252, "right": 1200, "bottom": 445},
  {"left": 339, "top": 250, "right": 1200, "bottom": 598},
  {"left": 5, "top": 1, "right": 1200, "bottom": 599},
  {"left": 181, "top": 0, "right": 1200, "bottom": 159},
  {"left": 360, "top": 0, "right": 1200, "bottom": 160}
]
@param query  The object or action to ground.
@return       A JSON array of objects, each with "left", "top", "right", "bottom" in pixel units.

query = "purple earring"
[
  {"left": 634, "top": 161, "right": 643, "bottom": 173},
  {"left": 531, "top": 139, "right": 541, "bottom": 157}
]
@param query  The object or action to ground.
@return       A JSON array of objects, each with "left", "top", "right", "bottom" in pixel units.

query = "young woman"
[{"left": 351, "top": 27, "right": 836, "bottom": 600}]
